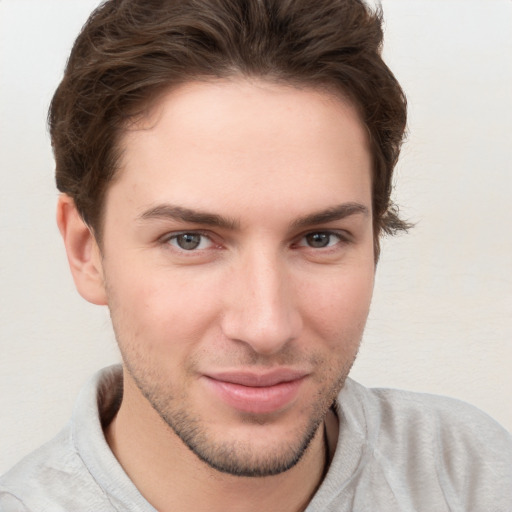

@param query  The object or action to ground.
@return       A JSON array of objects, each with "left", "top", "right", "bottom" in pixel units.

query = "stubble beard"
[
  {"left": 106, "top": 276, "right": 363, "bottom": 478},
  {"left": 122, "top": 351, "right": 356, "bottom": 478}
]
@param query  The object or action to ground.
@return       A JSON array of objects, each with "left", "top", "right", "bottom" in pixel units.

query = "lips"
[{"left": 203, "top": 369, "right": 308, "bottom": 414}]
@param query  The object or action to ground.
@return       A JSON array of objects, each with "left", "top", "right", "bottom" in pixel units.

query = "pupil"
[
  {"left": 307, "top": 233, "right": 329, "bottom": 248},
  {"left": 178, "top": 233, "right": 201, "bottom": 250}
]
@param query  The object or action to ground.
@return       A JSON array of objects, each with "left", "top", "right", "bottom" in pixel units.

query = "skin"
[{"left": 57, "top": 79, "right": 375, "bottom": 512}]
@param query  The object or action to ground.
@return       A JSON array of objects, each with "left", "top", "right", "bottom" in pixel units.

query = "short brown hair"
[{"left": 49, "top": 0, "right": 409, "bottom": 252}]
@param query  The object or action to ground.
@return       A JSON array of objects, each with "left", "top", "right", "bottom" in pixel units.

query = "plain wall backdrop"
[{"left": 0, "top": 0, "right": 511, "bottom": 473}]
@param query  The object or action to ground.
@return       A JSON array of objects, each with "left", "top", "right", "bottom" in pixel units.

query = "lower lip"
[{"left": 204, "top": 377, "right": 305, "bottom": 414}]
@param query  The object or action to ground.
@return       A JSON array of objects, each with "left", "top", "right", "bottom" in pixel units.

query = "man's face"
[{"left": 98, "top": 79, "right": 375, "bottom": 476}]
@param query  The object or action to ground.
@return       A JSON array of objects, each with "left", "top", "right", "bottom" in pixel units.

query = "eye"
[
  {"left": 166, "top": 232, "right": 213, "bottom": 251},
  {"left": 298, "top": 231, "right": 344, "bottom": 249}
]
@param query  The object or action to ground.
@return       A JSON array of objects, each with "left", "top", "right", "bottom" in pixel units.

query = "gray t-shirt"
[{"left": 1, "top": 366, "right": 511, "bottom": 511}]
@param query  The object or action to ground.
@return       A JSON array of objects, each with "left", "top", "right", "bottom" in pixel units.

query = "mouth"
[{"left": 202, "top": 369, "right": 308, "bottom": 415}]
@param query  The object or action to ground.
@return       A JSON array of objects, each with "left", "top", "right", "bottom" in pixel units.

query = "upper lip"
[{"left": 205, "top": 369, "right": 309, "bottom": 387}]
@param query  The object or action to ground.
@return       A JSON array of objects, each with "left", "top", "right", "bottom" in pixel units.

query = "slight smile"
[{"left": 203, "top": 370, "right": 309, "bottom": 415}]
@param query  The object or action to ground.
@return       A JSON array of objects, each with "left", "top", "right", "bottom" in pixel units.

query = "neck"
[{"left": 105, "top": 373, "right": 337, "bottom": 512}]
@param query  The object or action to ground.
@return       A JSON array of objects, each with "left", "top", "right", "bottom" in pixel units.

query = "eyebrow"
[
  {"left": 290, "top": 202, "right": 369, "bottom": 228},
  {"left": 138, "top": 204, "right": 239, "bottom": 230},
  {"left": 138, "top": 201, "right": 369, "bottom": 231}
]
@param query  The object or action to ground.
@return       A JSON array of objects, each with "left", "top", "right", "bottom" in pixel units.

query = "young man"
[{"left": 1, "top": 0, "right": 511, "bottom": 510}]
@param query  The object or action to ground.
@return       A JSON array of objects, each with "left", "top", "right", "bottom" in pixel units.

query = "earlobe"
[{"left": 56, "top": 194, "right": 108, "bottom": 306}]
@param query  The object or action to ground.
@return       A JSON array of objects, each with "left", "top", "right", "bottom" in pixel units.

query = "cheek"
[
  {"left": 299, "top": 265, "right": 374, "bottom": 344},
  {"left": 107, "top": 267, "right": 221, "bottom": 351}
]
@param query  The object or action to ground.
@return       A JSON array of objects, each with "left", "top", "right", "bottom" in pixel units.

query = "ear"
[{"left": 56, "top": 194, "right": 108, "bottom": 305}]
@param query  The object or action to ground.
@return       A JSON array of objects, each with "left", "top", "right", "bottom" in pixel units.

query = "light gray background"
[{"left": 1, "top": 0, "right": 511, "bottom": 473}]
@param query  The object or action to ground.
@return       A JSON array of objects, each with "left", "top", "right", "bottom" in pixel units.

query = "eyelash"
[
  {"left": 161, "top": 231, "right": 217, "bottom": 252},
  {"left": 294, "top": 231, "right": 349, "bottom": 250},
  {"left": 160, "top": 230, "right": 350, "bottom": 253}
]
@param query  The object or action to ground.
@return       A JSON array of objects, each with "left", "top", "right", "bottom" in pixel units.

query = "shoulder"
[
  {"left": 368, "top": 383, "right": 512, "bottom": 452},
  {"left": 0, "top": 367, "right": 124, "bottom": 511},
  {"left": 343, "top": 377, "right": 512, "bottom": 440},
  {"left": 348, "top": 379, "right": 512, "bottom": 463},
  {"left": 0, "top": 426, "right": 71, "bottom": 509},
  {"left": 0, "top": 491, "right": 29, "bottom": 512},
  {"left": 335, "top": 379, "right": 512, "bottom": 509},
  {"left": 0, "top": 426, "right": 101, "bottom": 511}
]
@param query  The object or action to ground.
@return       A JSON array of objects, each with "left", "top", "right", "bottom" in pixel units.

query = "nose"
[{"left": 220, "top": 249, "right": 303, "bottom": 356}]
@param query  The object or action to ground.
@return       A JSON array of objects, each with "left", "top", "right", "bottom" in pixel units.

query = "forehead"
[{"left": 109, "top": 79, "right": 372, "bottom": 223}]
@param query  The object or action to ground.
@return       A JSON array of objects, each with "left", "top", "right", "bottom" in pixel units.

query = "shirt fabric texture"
[{"left": 1, "top": 365, "right": 511, "bottom": 511}]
